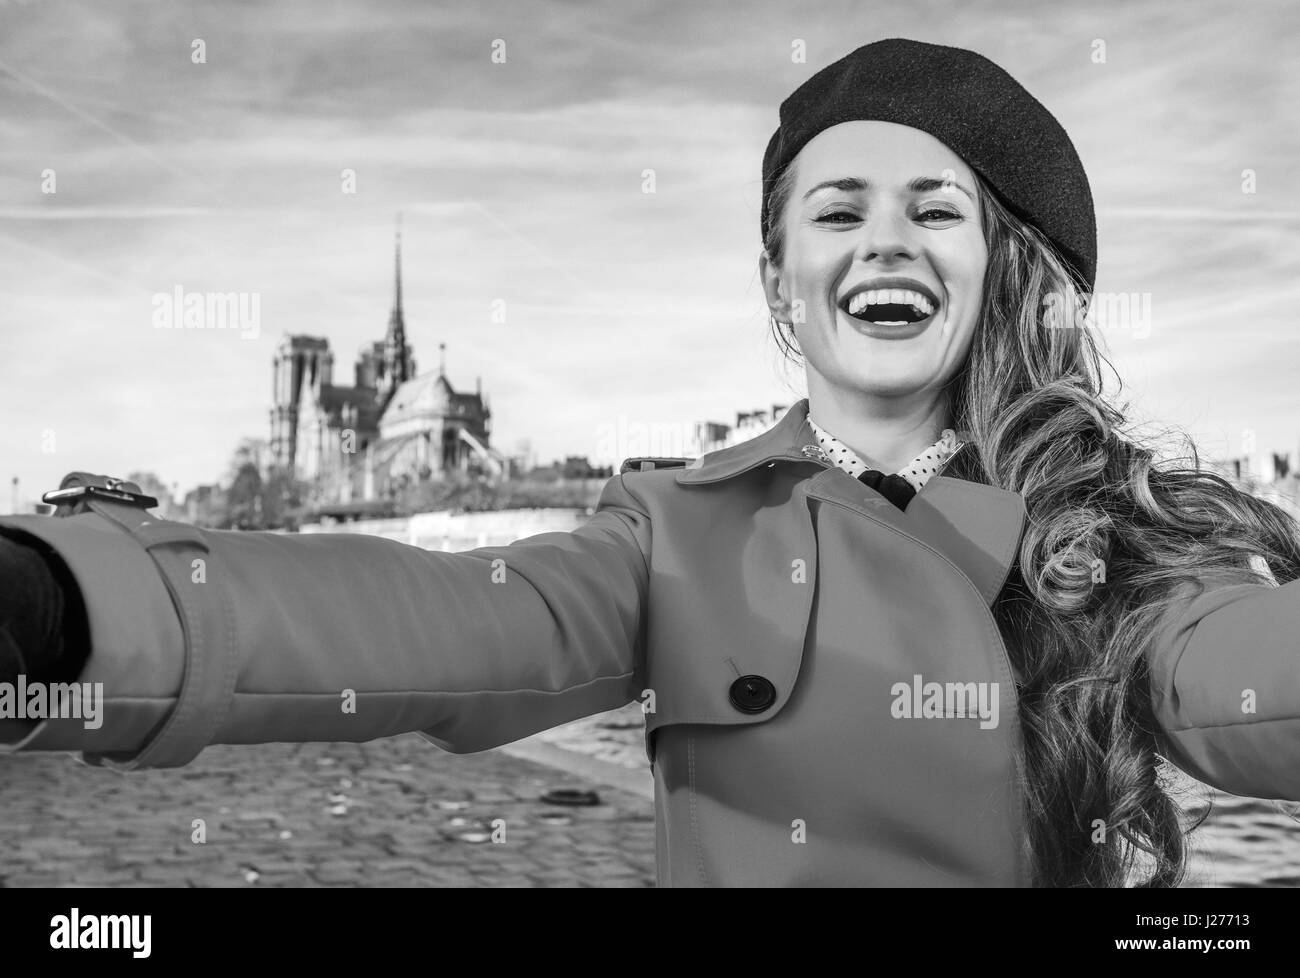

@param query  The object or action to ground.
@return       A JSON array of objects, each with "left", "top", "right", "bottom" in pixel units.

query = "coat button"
[{"left": 729, "top": 675, "right": 777, "bottom": 714}]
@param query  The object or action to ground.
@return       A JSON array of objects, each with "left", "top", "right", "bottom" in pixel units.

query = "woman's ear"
[{"left": 758, "top": 251, "right": 791, "bottom": 324}]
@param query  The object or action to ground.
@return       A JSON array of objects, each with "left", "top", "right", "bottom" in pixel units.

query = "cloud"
[{"left": 1, "top": 0, "right": 1297, "bottom": 506}]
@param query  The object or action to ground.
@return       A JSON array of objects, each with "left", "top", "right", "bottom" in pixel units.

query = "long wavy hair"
[{"left": 763, "top": 162, "right": 1300, "bottom": 887}]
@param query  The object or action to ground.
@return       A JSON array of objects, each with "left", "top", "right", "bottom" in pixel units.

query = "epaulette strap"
[
  {"left": 619, "top": 457, "right": 693, "bottom": 475},
  {"left": 42, "top": 471, "right": 237, "bottom": 770}
]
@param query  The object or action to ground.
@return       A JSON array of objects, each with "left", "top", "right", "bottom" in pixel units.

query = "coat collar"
[
  {"left": 676, "top": 398, "right": 825, "bottom": 483},
  {"left": 677, "top": 398, "right": 1026, "bottom": 605}
]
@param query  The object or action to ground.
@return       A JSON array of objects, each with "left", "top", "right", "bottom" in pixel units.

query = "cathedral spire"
[
  {"left": 390, "top": 211, "right": 400, "bottom": 322},
  {"left": 389, "top": 213, "right": 405, "bottom": 341},
  {"left": 382, "top": 213, "right": 413, "bottom": 392}
]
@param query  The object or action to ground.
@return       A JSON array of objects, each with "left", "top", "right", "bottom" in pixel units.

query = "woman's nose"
[{"left": 853, "top": 210, "right": 918, "bottom": 263}]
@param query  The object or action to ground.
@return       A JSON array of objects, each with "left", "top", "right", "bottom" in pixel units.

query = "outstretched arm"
[
  {"left": 1148, "top": 568, "right": 1300, "bottom": 800},
  {"left": 0, "top": 474, "right": 650, "bottom": 771}
]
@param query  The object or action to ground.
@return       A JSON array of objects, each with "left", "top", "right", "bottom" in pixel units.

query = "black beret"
[{"left": 762, "top": 37, "right": 1096, "bottom": 292}]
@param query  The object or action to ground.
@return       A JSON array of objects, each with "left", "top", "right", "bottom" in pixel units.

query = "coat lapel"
[{"left": 677, "top": 399, "right": 1025, "bottom": 606}]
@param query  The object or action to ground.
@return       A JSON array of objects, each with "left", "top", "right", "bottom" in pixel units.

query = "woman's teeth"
[{"left": 845, "top": 288, "right": 935, "bottom": 323}]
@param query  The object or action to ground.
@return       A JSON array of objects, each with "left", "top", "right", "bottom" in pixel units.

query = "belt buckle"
[{"left": 42, "top": 477, "right": 159, "bottom": 510}]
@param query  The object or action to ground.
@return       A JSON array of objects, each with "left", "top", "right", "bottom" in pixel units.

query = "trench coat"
[{"left": 2, "top": 397, "right": 1299, "bottom": 886}]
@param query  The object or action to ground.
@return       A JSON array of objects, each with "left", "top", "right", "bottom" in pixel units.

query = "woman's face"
[{"left": 760, "top": 120, "right": 988, "bottom": 403}]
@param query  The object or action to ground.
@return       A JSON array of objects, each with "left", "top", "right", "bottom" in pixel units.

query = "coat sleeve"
[
  {"left": 1147, "top": 566, "right": 1300, "bottom": 799},
  {"left": 0, "top": 474, "right": 651, "bottom": 770}
]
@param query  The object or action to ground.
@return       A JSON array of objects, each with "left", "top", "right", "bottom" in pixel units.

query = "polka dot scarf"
[{"left": 807, "top": 416, "right": 966, "bottom": 492}]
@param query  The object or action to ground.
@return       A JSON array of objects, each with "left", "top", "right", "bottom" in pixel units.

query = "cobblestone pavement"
[
  {"left": 3, "top": 699, "right": 1294, "bottom": 887},
  {"left": 0, "top": 733, "right": 656, "bottom": 888}
]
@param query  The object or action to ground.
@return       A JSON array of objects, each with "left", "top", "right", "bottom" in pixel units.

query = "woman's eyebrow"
[{"left": 802, "top": 176, "right": 974, "bottom": 202}]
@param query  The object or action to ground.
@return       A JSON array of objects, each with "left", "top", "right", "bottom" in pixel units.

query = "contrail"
[
  {"left": 0, "top": 57, "right": 211, "bottom": 190},
  {"left": 0, "top": 206, "right": 215, "bottom": 220},
  {"left": 459, "top": 197, "right": 588, "bottom": 292},
  {"left": 0, "top": 228, "right": 150, "bottom": 293},
  {"left": 1103, "top": 206, "right": 1300, "bottom": 222}
]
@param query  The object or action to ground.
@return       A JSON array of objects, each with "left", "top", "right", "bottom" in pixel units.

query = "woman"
[{"left": 2, "top": 38, "right": 1299, "bottom": 888}]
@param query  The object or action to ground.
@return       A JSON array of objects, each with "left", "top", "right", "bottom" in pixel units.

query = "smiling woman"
[
  {"left": 753, "top": 39, "right": 1300, "bottom": 887},
  {"left": 2, "top": 35, "right": 1300, "bottom": 892},
  {"left": 760, "top": 121, "right": 990, "bottom": 445}
]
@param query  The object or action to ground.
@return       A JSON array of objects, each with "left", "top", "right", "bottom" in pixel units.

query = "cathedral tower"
[{"left": 269, "top": 334, "right": 331, "bottom": 474}]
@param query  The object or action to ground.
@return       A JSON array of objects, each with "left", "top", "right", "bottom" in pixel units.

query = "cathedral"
[{"left": 268, "top": 228, "right": 505, "bottom": 504}]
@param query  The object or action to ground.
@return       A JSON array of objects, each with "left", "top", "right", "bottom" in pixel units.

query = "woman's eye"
[{"left": 814, "top": 208, "right": 961, "bottom": 224}]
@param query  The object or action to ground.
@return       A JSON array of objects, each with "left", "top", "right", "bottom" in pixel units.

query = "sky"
[{"left": 1, "top": 0, "right": 1298, "bottom": 508}]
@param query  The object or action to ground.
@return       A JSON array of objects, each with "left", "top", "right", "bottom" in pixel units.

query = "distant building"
[
  {"left": 182, "top": 483, "right": 227, "bottom": 526},
  {"left": 1207, "top": 454, "right": 1278, "bottom": 485},
  {"left": 693, "top": 404, "right": 790, "bottom": 454},
  {"left": 268, "top": 226, "right": 508, "bottom": 504},
  {"left": 562, "top": 456, "right": 614, "bottom": 479}
]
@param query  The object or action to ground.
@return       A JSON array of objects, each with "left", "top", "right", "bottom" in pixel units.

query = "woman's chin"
[{"left": 835, "top": 370, "right": 937, "bottom": 399}]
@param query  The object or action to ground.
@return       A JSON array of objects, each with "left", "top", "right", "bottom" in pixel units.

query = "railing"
[{"left": 296, "top": 507, "right": 590, "bottom": 550}]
